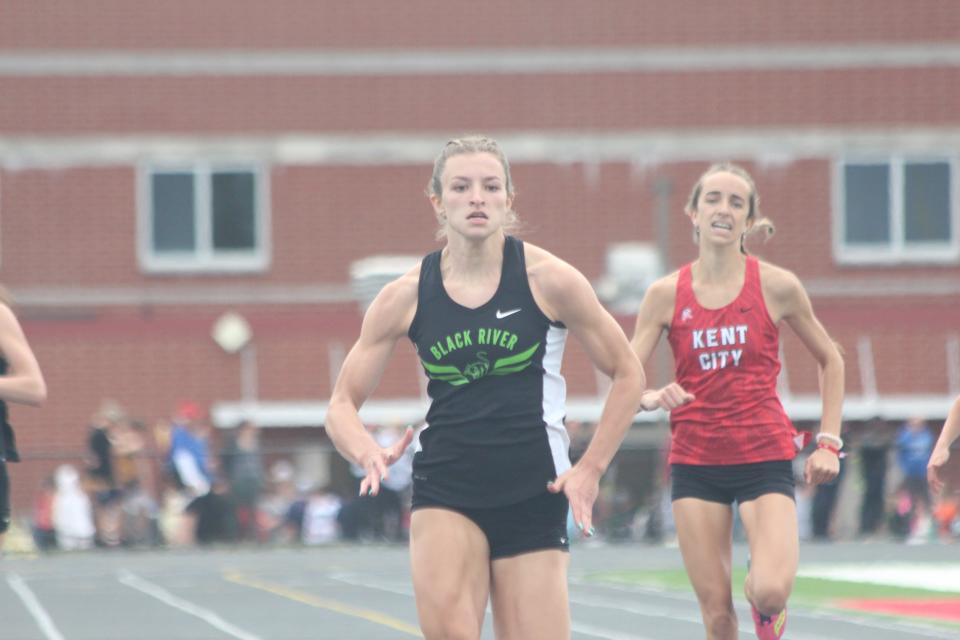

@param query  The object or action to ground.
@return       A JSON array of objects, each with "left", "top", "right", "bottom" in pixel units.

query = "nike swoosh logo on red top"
[{"left": 496, "top": 308, "right": 521, "bottom": 319}]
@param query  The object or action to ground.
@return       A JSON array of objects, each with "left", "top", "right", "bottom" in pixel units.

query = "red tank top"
[{"left": 666, "top": 256, "right": 796, "bottom": 465}]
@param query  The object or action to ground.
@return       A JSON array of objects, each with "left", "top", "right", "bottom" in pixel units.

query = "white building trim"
[
  {"left": 5, "top": 128, "right": 960, "bottom": 170},
  {"left": 0, "top": 44, "right": 958, "bottom": 76},
  {"left": 12, "top": 284, "right": 355, "bottom": 306},
  {"left": 212, "top": 394, "right": 958, "bottom": 429}
]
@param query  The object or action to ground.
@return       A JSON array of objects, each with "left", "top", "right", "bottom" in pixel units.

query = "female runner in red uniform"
[{"left": 630, "top": 164, "right": 843, "bottom": 640}]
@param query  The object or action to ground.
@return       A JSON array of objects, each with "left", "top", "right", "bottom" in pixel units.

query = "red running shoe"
[{"left": 751, "top": 605, "right": 786, "bottom": 639}]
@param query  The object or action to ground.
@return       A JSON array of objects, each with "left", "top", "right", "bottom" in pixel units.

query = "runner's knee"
[
  {"left": 702, "top": 606, "right": 737, "bottom": 639},
  {"left": 420, "top": 616, "right": 482, "bottom": 640},
  {"left": 750, "top": 579, "right": 791, "bottom": 616}
]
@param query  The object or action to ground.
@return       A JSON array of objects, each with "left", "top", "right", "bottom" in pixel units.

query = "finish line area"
[{"left": 1, "top": 541, "right": 956, "bottom": 640}]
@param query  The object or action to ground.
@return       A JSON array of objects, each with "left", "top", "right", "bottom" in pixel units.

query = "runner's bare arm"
[
  {"left": 326, "top": 273, "right": 418, "bottom": 495},
  {"left": 766, "top": 265, "right": 844, "bottom": 484},
  {"left": 767, "top": 266, "right": 844, "bottom": 442},
  {"left": 630, "top": 275, "right": 694, "bottom": 411},
  {"left": 0, "top": 304, "right": 46, "bottom": 406},
  {"left": 529, "top": 249, "right": 646, "bottom": 533}
]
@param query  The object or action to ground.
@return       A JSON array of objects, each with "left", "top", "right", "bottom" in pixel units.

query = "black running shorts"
[
  {"left": 671, "top": 460, "right": 795, "bottom": 505},
  {"left": 412, "top": 490, "right": 570, "bottom": 559}
]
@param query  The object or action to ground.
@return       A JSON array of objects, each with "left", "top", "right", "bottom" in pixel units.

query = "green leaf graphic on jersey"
[
  {"left": 420, "top": 342, "right": 540, "bottom": 386},
  {"left": 491, "top": 342, "right": 540, "bottom": 376},
  {"left": 419, "top": 360, "right": 470, "bottom": 386}
]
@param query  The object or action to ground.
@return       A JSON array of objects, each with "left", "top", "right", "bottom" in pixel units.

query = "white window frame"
[
  {"left": 833, "top": 155, "right": 959, "bottom": 265},
  {"left": 137, "top": 161, "right": 271, "bottom": 273}
]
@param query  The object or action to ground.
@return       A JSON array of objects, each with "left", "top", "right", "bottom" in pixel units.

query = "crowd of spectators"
[
  {"left": 19, "top": 405, "right": 959, "bottom": 552},
  {"left": 27, "top": 400, "right": 415, "bottom": 553}
]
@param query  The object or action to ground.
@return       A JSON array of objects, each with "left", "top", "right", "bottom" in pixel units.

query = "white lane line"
[
  {"left": 571, "top": 621, "right": 657, "bottom": 640},
  {"left": 117, "top": 569, "right": 262, "bottom": 640},
  {"left": 789, "top": 608, "right": 960, "bottom": 640},
  {"left": 572, "top": 591, "right": 847, "bottom": 640},
  {"left": 571, "top": 577, "right": 700, "bottom": 602},
  {"left": 569, "top": 592, "right": 705, "bottom": 626},
  {"left": 224, "top": 572, "right": 422, "bottom": 638},
  {"left": 572, "top": 579, "right": 956, "bottom": 639},
  {"left": 330, "top": 573, "right": 655, "bottom": 640},
  {"left": 6, "top": 572, "right": 66, "bottom": 640},
  {"left": 329, "top": 572, "right": 415, "bottom": 597}
]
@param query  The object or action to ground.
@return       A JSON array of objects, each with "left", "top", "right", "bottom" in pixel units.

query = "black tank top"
[{"left": 407, "top": 236, "right": 570, "bottom": 508}]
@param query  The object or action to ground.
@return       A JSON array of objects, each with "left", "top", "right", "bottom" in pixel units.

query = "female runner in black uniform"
[{"left": 326, "top": 136, "right": 645, "bottom": 639}]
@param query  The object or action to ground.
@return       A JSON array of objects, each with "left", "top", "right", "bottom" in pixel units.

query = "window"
[
  {"left": 835, "top": 158, "right": 958, "bottom": 264},
  {"left": 139, "top": 163, "right": 270, "bottom": 272}
]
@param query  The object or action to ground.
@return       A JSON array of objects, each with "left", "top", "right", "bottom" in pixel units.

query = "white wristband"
[{"left": 815, "top": 432, "right": 844, "bottom": 449}]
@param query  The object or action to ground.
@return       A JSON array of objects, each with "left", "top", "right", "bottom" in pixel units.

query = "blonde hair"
[
  {"left": 686, "top": 162, "right": 775, "bottom": 254},
  {"left": 427, "top": 135, "right": 520, "bottom": 240}
]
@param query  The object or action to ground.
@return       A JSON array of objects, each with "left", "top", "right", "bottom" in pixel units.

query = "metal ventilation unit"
[
  {"left": 349, "top": 254, "right": 421, "bottom": 311},
  {"left": 594, "top": 242, "right": 664, "bottom": 315}
]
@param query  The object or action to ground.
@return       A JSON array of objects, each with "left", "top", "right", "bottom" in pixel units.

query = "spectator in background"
[
  {"left": 338, "top": 424, "right": 380, "bottom": 541},
  {"left": 258, "top": 459, "right": 300, "bottom": 544},
  {"left": 112, "top": 417, "right": 149, "bottom": 491},
  {"left": 221, "top": 419, "right": 264, "bottom": 542},
  {"left": 121, "top": 476, "right": 160, "bottom": 547},
  {"left": 300, "top": 484, "right": 343, "bottom": 545},
  {"left": 167, "top": 401, "right": 212, "bottom": 497},
  {"left": 151, "top": 417, "right": 173, "bottom": 480},
  {"left": 32, "top": 474, "right": 57, "bottom": 552},
  {"left": 375, "top": 423, "right": 416, "bottom": 542},
  {"left": 282, "top": 479, "right": 312, "bottom": 542},
  {"left": 86, "top": 404, "right": 116, "bottom": 491},
  {"left": 792, "top": 453, "right": 814, "bottom": 541},
  {"left": 888, "top": 487, "right": 914, "bottom": 540},
  {"left": 52, "top": 464, "right": 95, "bottom": 551},
  {"left": 641, "top": 432, "right": 676, "bottom": 544},
  {"left": 810, "top": 450, "right": 846, "bottom": 541},
  {"left": 157, "top": 485, "right": 190, "bottom": 547},
  {"left": 932, "top": 497, "right": 959, "bottom": 541},
  {"left": 183, "top": 475, "right": 238, "bottom": 546},
  {"left": 113, "top": 419, "right": 159, "bottom": 546},
  {"left": 84, "top": 403, "right": 123, "bottom": 547},
  {"left": 566, "top": 420, "right": 594, "bottom": 465},
  {"left": 897, "top": 416, "right": 934, "bottom": 542},
  {"left": 337, "top": 424, "right": 415, "bottom": 541},
  {"left": 857, "top": 416, "right": 892, "bottom": 538}
]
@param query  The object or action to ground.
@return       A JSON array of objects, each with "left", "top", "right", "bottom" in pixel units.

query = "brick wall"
[
  {"left": 3, "top": 68, "right": 959, "bottom": 133},
  {"left": 1, "top": 1, "right": 956, "bottom": 49}
]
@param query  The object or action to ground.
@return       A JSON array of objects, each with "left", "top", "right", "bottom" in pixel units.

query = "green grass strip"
[{"left": 587, "top": 568, "right": 960, "bottom": 602}]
